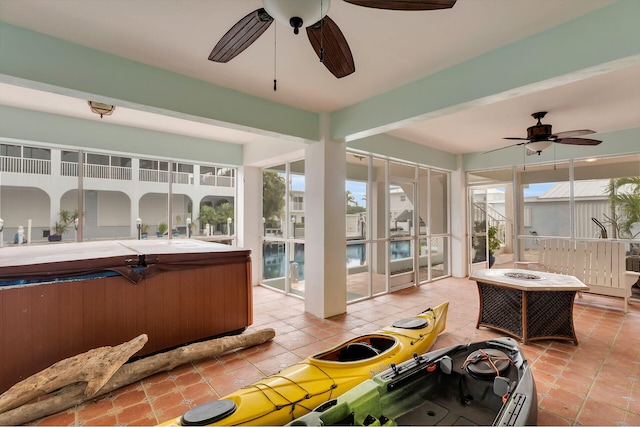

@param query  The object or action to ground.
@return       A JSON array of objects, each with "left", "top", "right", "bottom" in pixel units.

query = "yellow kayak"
[{"left": 160, "top": 301, "right": 448, "bottom": 426}]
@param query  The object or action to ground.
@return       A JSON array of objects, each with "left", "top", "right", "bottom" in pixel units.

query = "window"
[
  {"left": 86, "top": 153, "right": 109, "bottom": 166},
  {"left": 24, "top": 147, "right": 51, "bottom": 160},
  {"left": 110, "top": 156, "right": 131, "bottom": 168},
  {"left": 0, "top": 144, "right": 21, "bottom": 157}
]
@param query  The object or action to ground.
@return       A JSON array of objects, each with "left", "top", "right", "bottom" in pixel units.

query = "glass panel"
[
  {"left": 421, "top": 236, "right": 450, "bottom": 281},
  {"left": 518, "top": 161, "right": 571, "bottom": 238},
  {"left": 573, "top": 155, "right": 640, "bottom": 240},
  {"left": 290, "top": 160, "right": 305, "bottom": 239},
  {"left": 390, "top": 239, "right": 414, "bottom": 275},
  {"left": 86, "top": 153, "right": 109, "bottom": 165},
  {"left": 516, "top": 162, "right": 572, "bottom": 261},
  {"left": 23, "top": 147, "right": 51, "bottom": 160},
  {"left": 110, "top": 156, "right": 131, "bottom": 167},
  {"left": 470, "top": 189, "right": 488, "bottom": 265},
  {"left": 197, "top": 196, "right": 234, "bottom": 238},
  {"left": 430, "top": 170, "right": 448, "bottom": 235},
  {"left": 389, "top": 182, "right": 414, "bottom": 237},
  {"left": 262, "top": 161, "right": 304, "bottom": 297},
  {"left": 389, "top": 164, "right": 415, "bottom": 289},
  {"left": 262, "top": 241, "right": 286, "bottom": 291},
  {"left": 290, "top": 242, "right": 305, "bottom": 297},
  {"left": 263, "top": 166, "right": 286, "bottom": 237},
  {"left": 0, "top": 142, "right": 235, "bottom": 244},
  {"left": 61, "top": 150, "right": 78, "bottom": 162},
  {"left": 347, "top": 242, "right": 369, "bottom": 301},
  {"left": 370, "top": 241, "right": 387, "bottom": 296},
  {"left": 1, "top": 143, "right": 21, "bottom": 157},
  {"left": 346, "top": 153, "right": 368, "bottom": 240},
  {"left": 139, "top": 159, "right": 156, "bottom": 170},
  {"left": 418, "top": 168, "right": 428, "bottom": 236}
]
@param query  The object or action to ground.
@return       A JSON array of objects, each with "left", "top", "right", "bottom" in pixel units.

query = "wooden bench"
[{"left": 514, "top": 238, "right": 640, "bottom": 313}]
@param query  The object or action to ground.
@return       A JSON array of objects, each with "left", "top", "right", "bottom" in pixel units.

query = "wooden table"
[{"left": 469, "top": 269, "right": 589, "bottom": 345}]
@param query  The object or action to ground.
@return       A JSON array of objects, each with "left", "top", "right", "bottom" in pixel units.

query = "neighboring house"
[
  {"left": 0, "top": 143, "right": 236, "bottom": 241},
  {"left": 524, "top": 179, "right": 614, "bottom": 240}
]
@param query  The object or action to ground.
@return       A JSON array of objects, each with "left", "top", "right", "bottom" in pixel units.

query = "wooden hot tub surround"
[{"left": 0, "top": 239, "right": 252, "bottom": 393}]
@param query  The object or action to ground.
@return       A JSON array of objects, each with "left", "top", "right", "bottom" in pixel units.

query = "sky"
[
  {"left": 523, "top": 183, "right": 554, "bottom": 197},
  {"left": 291, "top": 174, "right": 368, "bottom": 207},
  {"left": 292, "top": 174, "right": 555, "bottom": 205}
]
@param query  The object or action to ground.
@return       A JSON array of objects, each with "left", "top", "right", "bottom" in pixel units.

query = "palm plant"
[
  {"left": 52, "top": 209, "right": 78, "bottom": 236},
  {"left": 604, "top": 177, "right": 640, "bottom": 239}
]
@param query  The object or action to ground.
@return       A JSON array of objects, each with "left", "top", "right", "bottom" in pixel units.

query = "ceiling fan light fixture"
[
  {"left": 526, "top": 140, "right": 553, "bottom": 154},
  {"left": 88, "top": 101, "right": 115, "bottom": 118},
  {"left": 263, "top": 0, "right": 331, "bottom": 34}
]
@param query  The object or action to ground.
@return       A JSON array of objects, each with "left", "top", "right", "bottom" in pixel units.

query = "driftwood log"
[
  {"left": 0, "top": 328, "right": 276, "bottom": 426},
  {"left": 0, "top": 334, "right": 148, "bottom": 412}
]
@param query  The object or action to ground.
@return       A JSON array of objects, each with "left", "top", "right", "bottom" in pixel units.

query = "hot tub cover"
[{"left": 0, "top": 239, "right": 251, "bottom": 286}]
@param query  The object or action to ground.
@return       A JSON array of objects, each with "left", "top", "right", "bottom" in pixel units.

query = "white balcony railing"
[
  {"left": 60, "top": 162, "right": 132, "bottom": 180},
  {"left": 1, "top": 156, "right": 51, "bottom": 175},
  {"left": 60, "top": 161, "right": 78, "bottom": 177},
  {"left": 172, "top": 171, "right": 193, "bottom": 185},
  {"left": 200, "top": 174, "right": 235, "bottom": 187},
  {"left": 139, "top": 169, "right": 169, "bottom": 183},
  {"left": 1, "top": 155, "right": 235, "bottom": 188}
]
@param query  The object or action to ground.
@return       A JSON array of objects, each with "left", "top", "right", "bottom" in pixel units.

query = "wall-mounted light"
[{"left": 88, "top": 101, "right": 116, "bottom": 118}]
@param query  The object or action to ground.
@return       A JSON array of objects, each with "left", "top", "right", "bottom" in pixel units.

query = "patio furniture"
[{"left": 470, "top": 268, "right": 588, "bottom": 345}]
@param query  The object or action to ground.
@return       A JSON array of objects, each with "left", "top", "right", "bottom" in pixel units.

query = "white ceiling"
[{"left": 1, "top": 0, "right": 639, "bottom": 155}]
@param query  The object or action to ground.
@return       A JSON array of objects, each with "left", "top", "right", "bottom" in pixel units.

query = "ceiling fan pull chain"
[
  {"left": 320, "top": 0, "right": 325, "bottom": 63},
  {"left": 273, "top": 24, "right": 277, "bottom": 91}
]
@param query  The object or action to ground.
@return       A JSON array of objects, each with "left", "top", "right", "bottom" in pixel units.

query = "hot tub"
[{"left": 0, "top": 239, "right": 252, "bottom": 392}]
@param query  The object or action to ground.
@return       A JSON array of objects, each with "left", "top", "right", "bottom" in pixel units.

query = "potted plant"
[
  {"left": 48, "top": 209, "right": 78, "bottom": 242},
  {"left": 140, "top": 223, "right": 149, "bottom": 239},
  {"left": 157, "top": 222, "right": 168, "bottom": 237},
  {"left": 487, "top": 225, "right": 502, "bottom": 268},
  {"left": 172, "top": 215, "right": 181, "bottom": 237}
]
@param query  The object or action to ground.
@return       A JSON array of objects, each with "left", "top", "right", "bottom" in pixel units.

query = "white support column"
[
  {"left": 451, "top": 154, "right": 466, "bottom": 277},
  {"left": 304, "top": 113, "right": 347, "bottom": 318},
  {"left": 48, "top": 149, "right": 62, "bottom": 236},
  {"left": 237, "top": 166, "right": 262, "bottom": 286},
  {"left": 131, "top": 158, "right": 141, "bottom": 238}
]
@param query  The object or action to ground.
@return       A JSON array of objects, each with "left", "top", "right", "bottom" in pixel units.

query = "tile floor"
[{"left": 32, "top": 276, "right": 640, "bottom": 426}]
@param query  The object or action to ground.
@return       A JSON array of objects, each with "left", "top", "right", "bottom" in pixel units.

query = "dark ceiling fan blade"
[
  {"left": 344, "top": 0, "right": 457, "bottom": 10},
  {"left": 555, "top": 137, "right": 602, "bottom": 146},
  {"left": 553, "top": 129, "right": 596, "bottom": 138},
  {"left": 209, "top": 9, "right": 273, "bottom": 63},
  {"left": 483, "top": 141, "right": 527, "bottom": 154},
  {"left": 504, "top": 137, "right": 530, "bottom": 141},
  {"left": 307, "top": 16, "right": 355, "bottom": 78}
]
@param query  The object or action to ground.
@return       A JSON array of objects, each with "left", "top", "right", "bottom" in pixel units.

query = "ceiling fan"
[
  {"left": 208, "top": 0, "right": 457, "bottom": 79},
  {"left": 487, "top": 111, "right": 602, "bottom": 156}
]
